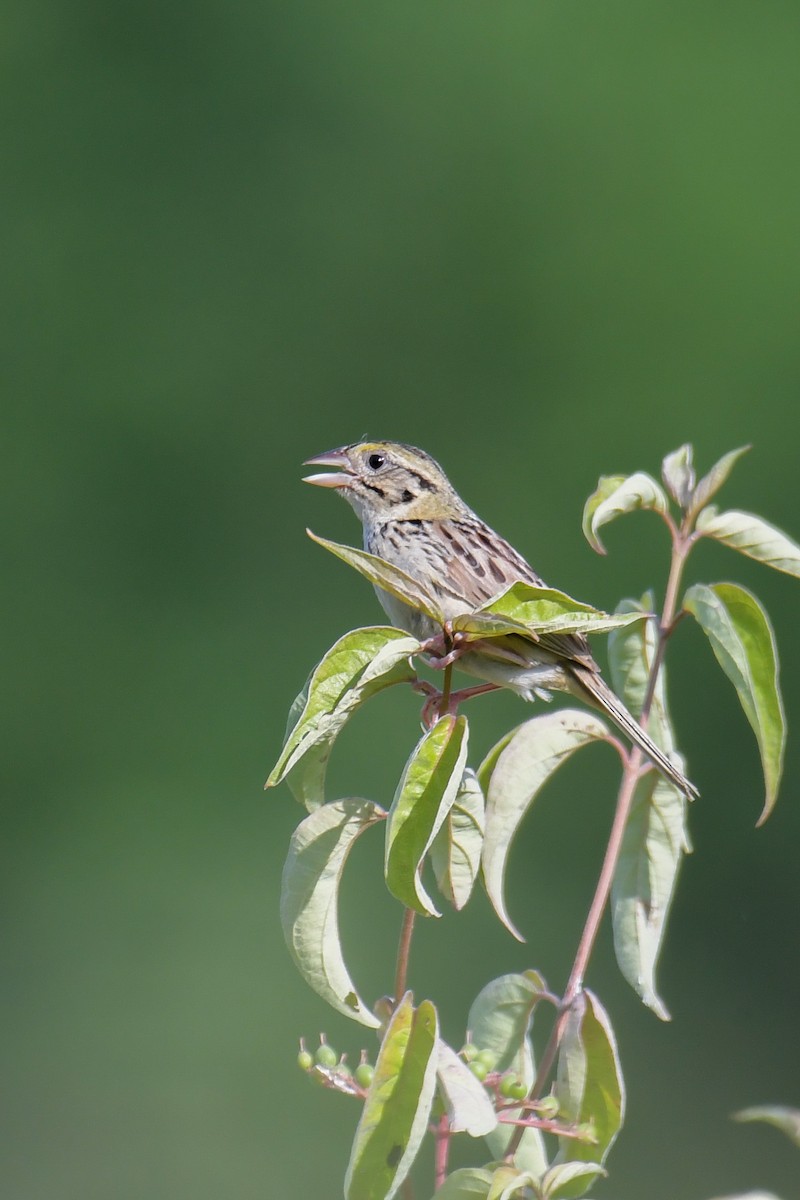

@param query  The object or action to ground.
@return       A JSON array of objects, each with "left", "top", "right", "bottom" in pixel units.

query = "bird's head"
[{"left": 303, "top": 441, "right": 467, "bottom": 524}]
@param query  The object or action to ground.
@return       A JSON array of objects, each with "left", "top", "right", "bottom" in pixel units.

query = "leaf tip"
[{"left": 755, "top": 801, "right": 773, "bottom": 828}]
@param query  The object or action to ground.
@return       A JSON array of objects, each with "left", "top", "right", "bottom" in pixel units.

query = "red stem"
[
  {"left": 434, "top": 1114, "right": 451, "bottom": 1191},
  {"left": 505, "top": 526, "right": 691, "bottom": 1159},
  {"left": 394, "top": 907, "right": 416, "bottom": 1003}
]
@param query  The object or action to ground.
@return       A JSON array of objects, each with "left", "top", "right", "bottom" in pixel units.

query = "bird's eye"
[{"left": 367, "top": 453, "right": 385, "bottom": 470}]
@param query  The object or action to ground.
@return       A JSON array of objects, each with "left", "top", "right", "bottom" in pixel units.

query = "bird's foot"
[
  {"left": 419, "top": 622, "right": 470, "bottom": 670},
  {"left": 417, "top": 682, "right": 501, "bottom": 728}
]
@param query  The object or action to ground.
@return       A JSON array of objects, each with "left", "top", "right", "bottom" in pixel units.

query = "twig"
[
  {"left": 505, "top": 524, "right": 691, "bottom": 1159},
  {"left": 439, "top": 662, "right": 453, "bottom": 717},
  {"left": 394, "top": 907, "right": 417, "bottom": 1003},
  {"left": 434, "top": 1113, "right": 451, "bottom": 1190}
]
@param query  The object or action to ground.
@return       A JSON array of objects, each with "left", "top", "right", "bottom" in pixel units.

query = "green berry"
[
  {"left": 297, "top": 1050, "right": 314, "bottom": 1071},
  {"left": 537, "top": 1094, "right": 560, "bottom": 1120},
  {"left": 475, "top": 1049, "right": 498, "bottom": 1071},
  {"left": 315, "top": 1043, "right": 338, "bottom": 1068},
  {"left": 499, "top": 1074, "right": 526, "bottom": 1100},
  {"left": 355, "top": 1063, "right": 375, "bottom": 1088},
  {"left": 460, "top": 1042, "right": 479, "bottom": 1063},
  {"left": 468, "top": 1060, "right": 488, "bottom": 1082},
  {"left": 576, "top": 1121, "right": 598, "bottom": 1144}
]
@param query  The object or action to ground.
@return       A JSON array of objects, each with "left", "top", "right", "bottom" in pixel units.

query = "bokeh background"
[{"left": 5, "top": 3, "right": 800, "bottom": 1197}]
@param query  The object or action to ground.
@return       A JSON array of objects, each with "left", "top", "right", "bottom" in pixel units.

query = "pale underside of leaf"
[
  {"left": 480, "top": 710, "right": 610, "bottom": 941},
  {"left": 430, "top": 769, "right": 485, "bottom": 911},
  {"left": 345, "top": 993, "right": 439, "bottom": 1200},
  {"left": 610, "top": 772, "right": 685, "bottom": 1020},
  {"left": 280, "top": 798, "right": 384, "bottom": 1027},
  {"left": 467, "top": 971, "right": 549, "bottom": 1177},
  {"left": 696, "top": 506, "right": 800, "bottom": 579},
  {"left": 582, "top": 472, "right": 668, "bottom": 555},
  {"left": 686, "top": 444, "right": 750, "bottom": 520},
  {"left": 541, "top": 1160, "right": 607, "bottom": 1200},
  {"left": 684, "top": 582, "right": 784, "bottom": 823},
  {"left": 436, "top": 1040, "right": 497, "bottom": 1136},
  {"left": 608, "top": 602, "right": 689, "bottom": 1017},
  {"left": 430, "top": 1167, "right": 494, "bottom": 1198},
  {"left": 706, "top": 1193, "right": 782, "bottom": 1200},
  {"left": 487, "top": 1166, "right": 537, "bottom": 1200},
  {"left": 661, "top": 444, "right": 695, "bottom": 508},
  {"left": 734, "top": 1104, "right": 800, "bottom": 1147},
  {"left": 581, "top": 474, "right": 626, "bottom": 553}
]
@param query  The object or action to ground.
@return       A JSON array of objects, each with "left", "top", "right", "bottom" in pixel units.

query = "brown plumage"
[{"left": 304, "top": 440, "right": 697, "bottom": 799}]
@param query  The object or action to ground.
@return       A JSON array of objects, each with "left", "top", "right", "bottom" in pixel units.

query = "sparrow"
[{"left": 304, "top": 440, "right": 697, "bottom": 798}]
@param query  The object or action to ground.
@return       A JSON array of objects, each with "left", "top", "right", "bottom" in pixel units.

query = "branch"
[{"left": 505, "top": 524, "right": 691, "bottom": 1157}]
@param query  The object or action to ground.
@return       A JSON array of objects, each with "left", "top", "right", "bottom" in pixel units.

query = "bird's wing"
[{"left": 432, "top": 518, "right": 599, "bottom": 673}]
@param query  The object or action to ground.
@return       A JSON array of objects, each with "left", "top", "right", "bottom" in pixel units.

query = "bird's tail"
[{"left": 569, "top": 665, "right": 699, "bottom": 800}]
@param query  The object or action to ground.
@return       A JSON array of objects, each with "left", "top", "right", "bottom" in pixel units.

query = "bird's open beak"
[{"left": 302, "top": 447, "right": 353, "bottom": 489}]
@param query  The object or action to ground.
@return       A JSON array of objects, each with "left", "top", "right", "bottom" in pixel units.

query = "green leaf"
[
  {"left": 555, "top": 989, "right": 624, "bottom": 1187},
  {"left": 385, "top": 715, "right": 470, "bottom": 917},
  {"left": 661, "top": 444, "right": 695, "bottom": 509},
  {"left": 608, "top": 594, "right": 678, "bottom": 745},
  {"left": 696, "top": 507, "right": 800, "bottom": 579},
  {"left": 684, "top": 583, "right": 785, "bottom": 823},
  {"left": 706, "top": 1194, "right": 782, "bottom": 1200},
  {"left": 541, "top": 1161, "right": 606, "bottom": 1200},
  {"left": 345, "top": 993, "right": 439, "bottom": 1200},
  {"left": 687, "top": 444, "right": 751, "bottom": 520},
  {"left": 430, "top": 1168, "right": 493, "bottom": 1199},
  {"left": 436, "top": 1040, "right": 497, "bottom": 1136},
  {"left": 278, "top": 677, "right": 325, "bottom": 807},
  {"left": 453, "top": 582, "right": 647, "bottom": 640},
  {"left": 476, "top": 728, "right": 518, "bottom": 792},
  {"left": 280, "top": 799, "right": 384, "bottom": 1027},
  {"left": 608, "top": 601, "right": 690, "bottom": 1019},
  {"left": 467, "top": 971, "right": 550, "bottom": 1178},
  {"left": 734, "top": 1105, "right": 800, "bottom": 1147},
  {"left": 581, "top": 475, "right": 626, "bottom": 553},
  {"left": 487, "top": 1167, "right": 537, "bottom": 1200},
  {"left": 430, "top": 769, "right": 485, "bottom": 911},
  {"left": 308, "top": 530, "right": 444, "bottom": 622},
  {"left": 480, "top": 711, "right": 610, "bottom": 940},
  {"left": 611, "top": 773, "right": 686, "bottom": 1020},
  {"left": 266, "top": 626, "right": 419, "bottom": 808},
  {"left": 582, "top": 472, "right": 668, "bottom": 555}
]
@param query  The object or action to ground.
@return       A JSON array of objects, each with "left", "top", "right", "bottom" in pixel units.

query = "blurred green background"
[{"left": 5, "top": 2, "right": 800, "bottom": 1196}]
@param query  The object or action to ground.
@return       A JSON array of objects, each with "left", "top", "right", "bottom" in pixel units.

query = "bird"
[{"left": 303, "top": 439, "right": 697, "bottom": 799}]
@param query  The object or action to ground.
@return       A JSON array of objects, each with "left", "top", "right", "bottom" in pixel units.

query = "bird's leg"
[
  {"left": 411, "top": 679, "right": 439, "bottom": 699},
  {"left": 448, "top": 683, "right": 500, "bottom": 706},
  {"left": 417, "top": 681, "right": 501, "bottom": 728},
  {"left": 415, "top": 625, "right": 502, "bottom": 725},
  {"left": 420, "top": 692, "right": 443, "bottom": 728},
  {"left": 420, "top": 622, "right": 471, "bottom": 670}
]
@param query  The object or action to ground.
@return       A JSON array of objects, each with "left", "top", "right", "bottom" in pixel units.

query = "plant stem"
[
  {"left": 439, "top": 662, "right": 453, "bottom": 717},
  {"left": 505, "top": 530, "right": 691, "bottom": 1159},
  {"left": 394, "top": 907, "right": 417, "bottom": 1002},
  {"left": 639, "top": 527, "right": 689, "bottom": 722},
  {"left": 434, "top": 1114, "right": 451, "bottom": 1190}
]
